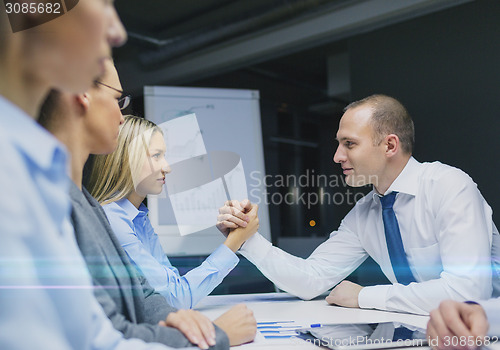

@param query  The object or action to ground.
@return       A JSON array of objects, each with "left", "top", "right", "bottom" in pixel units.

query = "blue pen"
[
  {"left": 260, "top": 330, "right": 298, "bottom": 334},
  {"left": 295, "top": 324, "right": 325, "bottom": 332},
  {"left": 257, "top": 321, "right": 294, "bottom": 325},
  {"left": 263, "top": 335, "right": 296, "bottom": 339}
]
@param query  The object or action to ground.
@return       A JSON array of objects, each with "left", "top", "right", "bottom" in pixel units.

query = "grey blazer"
[{"left": 69, "top": 183, "right": 229, "bottom": 349}]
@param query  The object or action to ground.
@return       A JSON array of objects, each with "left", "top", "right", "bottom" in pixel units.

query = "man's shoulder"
[
  {"left": 419, "top": 160, "right": 464, "bottom": 173},
  {"left": 418, "top": 160, "right": 475, "bottom": 187}
]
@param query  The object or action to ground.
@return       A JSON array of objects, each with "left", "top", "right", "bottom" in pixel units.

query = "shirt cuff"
[
  {"left": 206, "top": 244, "right": 239, "bottom": 273},
  {"left": 239, "top": 232, "right": 272, "bottom": 264},
  {"left": 358, "top": 284, "right": 390, "bottom": 311}
]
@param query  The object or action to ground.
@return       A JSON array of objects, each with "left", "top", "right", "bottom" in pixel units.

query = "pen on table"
[
  {"left": 257, "top": 321, "right": 294, "bottom": 325},
  {"left": 263, "top": 335, "right": 296, "bottom": 339},
  {"left": 295, "top": 323, "right": 325, "bottom": 332},
  {"left": 260, "top": 330, "right": 299, "bottom": 334},
  {"left": 257, "top": 325, "right": 302, "bottom": 329},
  {"left": 263, "top": 334, "right": 297, "bottom": 339}
]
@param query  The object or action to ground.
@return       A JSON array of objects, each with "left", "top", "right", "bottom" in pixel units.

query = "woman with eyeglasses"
[
  {"left": 95, "top": 80, "right": 132, "bottom": 111},
  {"left": 87, "top": 115, "right": 259, "bottom": 310}
]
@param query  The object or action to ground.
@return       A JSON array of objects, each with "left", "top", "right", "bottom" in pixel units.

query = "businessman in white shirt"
[{"left": 217, "top": 94, "right": 499, "bottom": 315}]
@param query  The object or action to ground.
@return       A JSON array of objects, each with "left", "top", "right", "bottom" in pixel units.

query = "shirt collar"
[
  {"left": 0, "top": 95, "right": 68, "bottom": 171},
  {"left": 372, "top": 156, "right": 421, "bottom": 201},
  {"left": 116, "top": 197, "right": 148, "bottom": 220}
]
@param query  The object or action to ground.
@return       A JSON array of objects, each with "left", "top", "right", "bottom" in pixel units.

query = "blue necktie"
[{"left": 380, "top": 192, "right": 416, "bottom": 285}]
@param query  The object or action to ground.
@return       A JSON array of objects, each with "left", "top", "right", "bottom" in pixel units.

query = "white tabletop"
[{"left": 196, "top": 293, "right": 430, "bottom": 349}]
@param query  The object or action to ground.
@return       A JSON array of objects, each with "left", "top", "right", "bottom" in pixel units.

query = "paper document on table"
[
  {"left": 258, "top": 321, "right": 305, "bottom": 340},
  {"left": 253, "top": 331, "right": 266, "bottom": 342}
]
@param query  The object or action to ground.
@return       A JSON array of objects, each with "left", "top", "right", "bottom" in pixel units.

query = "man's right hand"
[
  {"left": 427, "top": 300, "right": 489, "bottom": 350},
  {"left": 213, "top": 304, "right": 257, "bottom": 346}
]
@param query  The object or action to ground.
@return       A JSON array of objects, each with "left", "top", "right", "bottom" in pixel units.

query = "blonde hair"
[{"left": 88, "top": 115, "right": 162, "bottom": 205}]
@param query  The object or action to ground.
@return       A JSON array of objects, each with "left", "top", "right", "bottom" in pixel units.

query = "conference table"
[{"left": 196, "top": 293, "right": 431, "bottom": 349}]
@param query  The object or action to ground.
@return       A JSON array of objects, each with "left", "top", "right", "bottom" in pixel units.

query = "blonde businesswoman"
[{"left": 88, "top": 115, "right": 259, "bottom": 309}]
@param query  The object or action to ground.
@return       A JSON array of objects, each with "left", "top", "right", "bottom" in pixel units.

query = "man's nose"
[{"left": 333, "top": 145, "right": 345, "bottom": 164}]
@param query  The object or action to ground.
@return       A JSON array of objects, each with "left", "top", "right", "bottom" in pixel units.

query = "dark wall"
[{"left": 350, "top": 0, "right": 500, "bottom": 223}]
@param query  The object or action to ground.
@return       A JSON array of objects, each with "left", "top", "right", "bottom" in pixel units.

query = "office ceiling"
[
  {"left": 114, "top": 0, "right": 345, "bottom": 66},
  {"left": 116, "top": 0, "right": 342, "bottom": 38},
  {"left": 113, "top": 0, "right": 470, "bottom": 103},
  {"left": 113, "top": 0, "right": 347, "bottom": 99}
]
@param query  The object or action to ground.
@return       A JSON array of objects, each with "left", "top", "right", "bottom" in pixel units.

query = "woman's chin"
[{"left": 151, "top": 187, "right": 164, "bottom": 196}]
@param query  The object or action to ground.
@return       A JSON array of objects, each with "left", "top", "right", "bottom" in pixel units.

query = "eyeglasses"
[{"left": 94, "top": 80, "right": 131, "bottom": 110}]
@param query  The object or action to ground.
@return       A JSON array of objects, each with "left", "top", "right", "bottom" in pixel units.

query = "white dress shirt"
[
  {"left": 103, "top": 198, "right": 238, "bottom": 309},
  {"left": 241, "top": 157, "right": 497, "bottom": 315}
]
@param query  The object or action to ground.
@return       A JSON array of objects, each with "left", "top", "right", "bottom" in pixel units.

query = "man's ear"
[
  {"left": 385, "top": 134, "right": 400, "bottom": 157},
  {"left": 74, "top": 93, "right": 90, "bottom": 115}
]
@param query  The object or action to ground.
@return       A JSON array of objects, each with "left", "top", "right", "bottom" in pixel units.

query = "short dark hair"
[{"left": 344, "top": 94, "right": 415, "bottom": 154}]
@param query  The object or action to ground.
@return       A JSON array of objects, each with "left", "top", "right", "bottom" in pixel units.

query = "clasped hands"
[{"left": 216, "top": 199, "right": 259, "bottom": 252}]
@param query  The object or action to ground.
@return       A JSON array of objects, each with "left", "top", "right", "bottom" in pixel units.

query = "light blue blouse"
[{"left": 103, "top": 198, "right": 238, "bottom": 309}]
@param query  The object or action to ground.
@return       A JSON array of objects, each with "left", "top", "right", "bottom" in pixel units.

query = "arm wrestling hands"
[
  {"left": 217, "top": 199, "right": 259, "bottom": 252},
  {"left": 427, "top": 300, "right": 489, "bottom": 350},
  {"left": 159, "top": 304, "right": 257, "bottom": 348}
]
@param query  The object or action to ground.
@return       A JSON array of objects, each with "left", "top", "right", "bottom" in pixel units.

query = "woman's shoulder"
[{"left": 102, "top": 199, "right": 136, "bottom": 232}]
